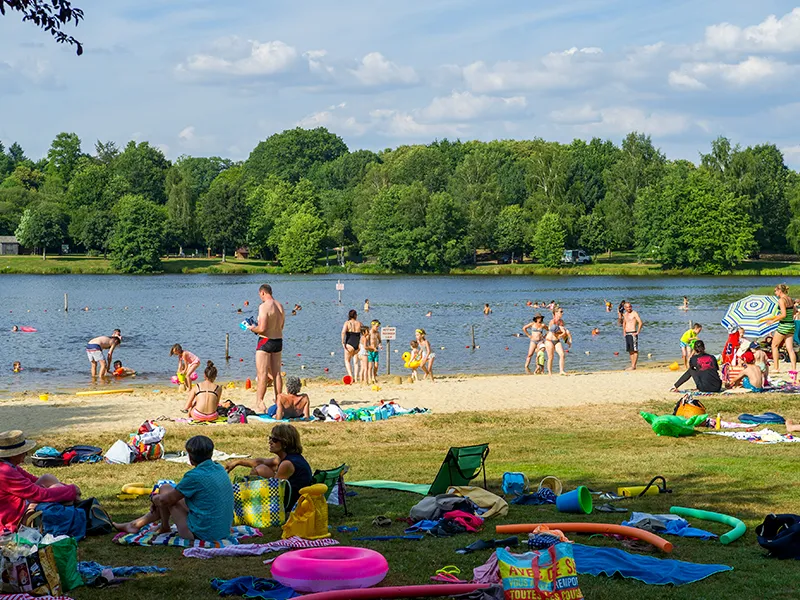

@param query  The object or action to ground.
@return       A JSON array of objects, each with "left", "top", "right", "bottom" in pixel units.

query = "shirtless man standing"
[
  {"left": 248, "top": 284, "right": 285, "bottom": 414},
  {"left": 86, "top": 329, "right": 122, "bottom": 378},
  {"left": 622, "top": 302, "right": 643, "bottom": 370}
]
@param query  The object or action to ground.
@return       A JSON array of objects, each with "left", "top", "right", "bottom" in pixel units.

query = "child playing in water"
[
  {"left": 170, "top": 344, "right": 200, "bottom": 392},
  {"left": 12, "top": 361, "right": 21, "bottom": 373},
  {"left": 680, "top": 323, "right": 702, "bottom": 368},
  {"left": 408, "top": 340, "right": 422, "bottom": 382},
  {"left": 112, "top": 360, "right": 136, "bottom": 377}
]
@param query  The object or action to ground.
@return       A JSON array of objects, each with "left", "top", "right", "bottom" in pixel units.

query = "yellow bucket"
[{"left": 39, "top": 394, "right": 49, "bottom": 402}]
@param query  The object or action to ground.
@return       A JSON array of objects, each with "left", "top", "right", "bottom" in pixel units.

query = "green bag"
[{"left": 46, "top": 537, "right": 83, "bottom": 592}]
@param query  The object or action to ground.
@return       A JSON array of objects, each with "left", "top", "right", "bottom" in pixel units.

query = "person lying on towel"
[{"left": 114, "top": 435, "right": 233, "bottom": 541}]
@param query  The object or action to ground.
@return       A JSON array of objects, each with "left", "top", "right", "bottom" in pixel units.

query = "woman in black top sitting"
[
  {"left": 224, "top": 424, "right": 312, "bottom": 510},
  {"left": 670, "top": 340, "right": 722, "bottom": 393}
]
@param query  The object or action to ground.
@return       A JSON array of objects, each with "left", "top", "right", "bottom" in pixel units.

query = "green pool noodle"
[{"left": 670, "top": 506, "right": 746, "bottom": 544}]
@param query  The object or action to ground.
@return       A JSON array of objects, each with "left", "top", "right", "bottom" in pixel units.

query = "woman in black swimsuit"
[{"left": 341, "top": 309, "right": 362, "bottom": 380}]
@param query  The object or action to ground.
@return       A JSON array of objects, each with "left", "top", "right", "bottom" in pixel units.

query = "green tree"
[
  {"left": 0, "top": 201, "right": 20, "bottom": 235},
  {"left": 495, "top": 204, "right": 528, "bottom": 260},
  {"left": 246, "top": 177, "right": 293, "bottom": 258},
  {"left": 577, "top": 211, "right": 610, "bottom": 255},
  {"left": 7, "top": 142, "right": 27, "bottom": 168},
  {"left": 311, "top": 149, "right": 380, "bottom": 190},
  {"left": 634, "top": 162, "right": 756, "bottom": 273},
  {"left": 0, "top": 142, "right": 10, "bottom": 179},
  {"left": 245, "top": 127, "right": 348, "bottom": 183},
  {"left": 531, "top": 212, "right": 565, "bottom": 267},
  {"left": 277, "top": 205, "right": 325, "bottom": 272},
  {"left": 46, "top": 132, "right": 83, "bottom": 184},
  {"left": 15, "top": 202, "right": 68, "bottom": 259},
  {"left": 2, "top": 165, "right": 44, "bottom": 190},
  {"left": 94, "top": 140, "right": 120, "bottom": 165},
  {"left": 786, "top": 173, "right": 800, "bottom": 253},
  {"left": 114, "top": 141, "right": 170, "bottom": 203},
  {"left": 70, "top": 208, "right": 114, "bottom": 256},
  {"left": 175, "top": 156, "right": 232, "bottom": 199},
  {"left": 424, "top": 191, "right": 469, "bottom": 271},
  {"left": 65, "top": 163, "right": 109, "bottom": 211},
  {"left": 197, "top": 168, "right": 248, "bottom": 256},
  {"left": 164, "top": 166, "right": 196, "bottom": 251},
  {"left": 109, "top": 194, "right": 166, "bottom": 273}
]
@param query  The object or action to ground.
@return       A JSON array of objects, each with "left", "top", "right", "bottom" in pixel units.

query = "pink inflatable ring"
[{"left": 272, "top": 546, "right": 389, "bottom": 593}]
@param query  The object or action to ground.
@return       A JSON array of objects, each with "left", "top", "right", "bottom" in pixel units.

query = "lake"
[{"left": 0, "top": 274, "right": 790, "bottom": 395}]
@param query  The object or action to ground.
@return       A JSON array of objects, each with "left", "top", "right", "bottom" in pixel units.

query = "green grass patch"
[{"left": 22, "top": 395, "right": 800, "bottom": 599}]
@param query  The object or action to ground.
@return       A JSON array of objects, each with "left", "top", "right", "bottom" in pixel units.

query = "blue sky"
[{"left": 2, "top": 1, "right": 800, "bottom": 166}]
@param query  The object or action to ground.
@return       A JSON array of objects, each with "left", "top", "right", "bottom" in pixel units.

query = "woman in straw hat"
[{"left": 0, "top": 430, "right": 80, "bottom": 534}]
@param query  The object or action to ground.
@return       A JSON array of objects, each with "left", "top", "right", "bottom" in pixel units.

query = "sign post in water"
[
  {"left": 336, "top": 280, "right": 344, "bottom": 304},
  {"left": 381, "top": 326, "right": 397, "bottom": 374}
]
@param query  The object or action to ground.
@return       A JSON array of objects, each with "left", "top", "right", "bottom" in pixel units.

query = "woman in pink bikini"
[
  {"left": 182, "top": 361, "right": 222, "bottom": 421},
  {"left": 170, "top": 344, "right": 201, "bottom": 391}
]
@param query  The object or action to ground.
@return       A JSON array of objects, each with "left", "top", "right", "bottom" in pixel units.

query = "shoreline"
[{"left": 1, "top": 367, "right": 692, "bottom": 436}]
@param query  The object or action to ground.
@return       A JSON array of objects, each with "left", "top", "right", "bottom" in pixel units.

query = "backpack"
[
  {"left": 77, "top": 498, "right": 113, "bottom": 536},
  {"left": 673, "top": 394, "right": 707, "bottom": 418},
  {"left": 756, "top": 514, "right": 800, "bottom": 559},
  {"left": 61, "top": 445, "right": 103, "bottom": 465},
  {"left": 228, "top": 406, "right": 248, "bottom": 424},
  {"left": 31, "top": 447, "right": 65, "bottom": 468}
]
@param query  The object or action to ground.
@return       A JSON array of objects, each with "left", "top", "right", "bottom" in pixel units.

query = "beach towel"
[
  {"left": 348, "top": 480, "right": 431, "bottom": 494},
  {"left": 77, "top": 562, "right": 168, "bottom": 585},
  {"left": 622, "top": 513, "right": 717, "bottom": 540},
  {"left": 210, "top": 577, "right": 299, "bottom": 599},
  {"left": 113, "top": 523, "right": 260, "bottom": 548},
  {"left": 163, "top": 450, "right": 249, "bottom": 464},
  {"left": 182, "top": 536, "right": 339, "bottom": 559},
  {"left": 704, "top": 428, "right": 800, "bottom": 444},
  {"left": 738, "top": 412, "right": 785, "bottom": 424}
]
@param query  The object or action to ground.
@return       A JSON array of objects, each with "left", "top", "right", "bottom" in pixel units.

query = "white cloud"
[
  {"left": 549, "top": 104, "right": 601, "bottom": 124},
  {"left": 419, "top": 91, "right": 526, "bottom": 122},
  {"left": 178, "top": 39, "right": 298, "bottom": 76},
  {"left": 178, "top": 126, "right": 195, "bottom": 141},
  {"left": 564, "top": 106, "right": 690, "bottom": 137},
  {"left": 669, "top": 56, "right": 791, "bottom": 89},
  {"left": 705, "top": 8, "right": 800, "bottom": 52},
  {"left": 348, "top": 52, "right": 418, "bottom": 86},
  {"left": 177, "top": 125, "right": 214, "bottom": 149}
]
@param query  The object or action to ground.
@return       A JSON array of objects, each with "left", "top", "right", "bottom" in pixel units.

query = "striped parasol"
[{"left": 720, "top": 295, "right": 780, "bottom": 338}]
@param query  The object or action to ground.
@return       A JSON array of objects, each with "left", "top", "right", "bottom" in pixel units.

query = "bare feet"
[
  {"left": 787, "top": 419, "right": 799, "bottom": 433},
  {"left": 113, "top": 521, "right": 140, "bottom": 534}
]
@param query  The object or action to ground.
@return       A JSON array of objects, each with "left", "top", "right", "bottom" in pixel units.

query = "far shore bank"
[{"left": 5, "top": 254, "right": 800, "bottom": 277}]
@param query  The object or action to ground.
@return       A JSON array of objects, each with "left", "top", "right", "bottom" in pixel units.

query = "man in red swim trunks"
[{"left": 247, "top": 284, "right": 285, "bottom": 414}]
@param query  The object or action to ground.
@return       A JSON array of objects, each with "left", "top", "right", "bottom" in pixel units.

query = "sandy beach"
[{"left": 1, "top": 368, "right": 683, "bottom": 436}]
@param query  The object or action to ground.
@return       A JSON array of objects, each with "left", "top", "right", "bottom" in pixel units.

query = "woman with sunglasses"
[{"left": 224, "top": 424, "right": 312, "bottom": 509}]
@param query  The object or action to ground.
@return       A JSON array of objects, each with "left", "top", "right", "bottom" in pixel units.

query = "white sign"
[
  {"left": 381, "top": 327, "right": 397, "bottom": 341},
  {"left": 335, "top": 282, "right": 345, "bottom": 291}
]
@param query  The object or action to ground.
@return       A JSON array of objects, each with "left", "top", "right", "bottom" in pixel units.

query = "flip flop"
[
  {"left": 456, "top": 536, "right": 519, "bottom": 554},
  {"left": 372, "top": 516, "right": 392, "bottom": 527},
  {"left": 595, "top": 503, "right": 628, "bottom": 513}
]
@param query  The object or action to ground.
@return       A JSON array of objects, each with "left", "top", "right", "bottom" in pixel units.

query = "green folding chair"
[
  {"left": 312, "top": 463, "right": 350, "bottom": 516},
  {"left": 427, "top": 443, "right": 490, "bottom": 496}
]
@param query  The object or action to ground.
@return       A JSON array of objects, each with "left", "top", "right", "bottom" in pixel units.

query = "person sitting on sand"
[
  {"left": 728, "top": 360, "right": 765, "bottom": 393},
  {"left": 182, "top": 361, "right": 222, "bottom": 421},
  {"left": 114, "top": 435, "right": 233, "bottom": 541},
  {"left": 224, "top": 424, "right": 312, "bottom": 510},
  {"left": 0, "top": 430, "right": 81, "bottom": 534},
  {"left": 671, "top": 340, "right": 722, "bottom": 393},
  {"left": 112, "top": 360, "right": 136, "bottom": 377},
  {"left": 270, "top": 376, "right": 310, "bottom": 420}
]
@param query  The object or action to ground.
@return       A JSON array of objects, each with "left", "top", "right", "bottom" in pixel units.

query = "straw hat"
[{"left": 0, "top": 430, "right": 37, "bottom": 458}]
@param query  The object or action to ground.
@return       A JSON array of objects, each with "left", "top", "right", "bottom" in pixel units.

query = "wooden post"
[
  {"left": 64, "top": 293, "right": 68, "bottom": 312},
  {"left": 471, "top": 324, "right": 476, "bottom": 349},
  {"left": 225, "top": 333, "right": 230, "bottom": 360},
  {"left": 386, "top": 339, "right": 391, "bottom": 375}
]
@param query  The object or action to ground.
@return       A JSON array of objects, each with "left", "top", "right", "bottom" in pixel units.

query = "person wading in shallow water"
[
  {"left": 622, "top": 302, "right": 643, "bottom": 370},
  {"left": 247, "top": 284, "right": 285, "bottom": 414}
]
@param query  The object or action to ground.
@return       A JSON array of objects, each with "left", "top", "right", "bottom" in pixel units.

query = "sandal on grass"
[{"left": 372, "top": 516, "right": 392, "bottom": 527}]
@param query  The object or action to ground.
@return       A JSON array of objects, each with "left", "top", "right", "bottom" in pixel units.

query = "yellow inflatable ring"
[
  {"left": 402, "top": 352, "right": 411, "bottom": 362},
  {"left": 404, "top": 359, "right": 424, "bottom": 369},
  {"left": 121, "top": 483, "right": 152, "bottom": 496}
]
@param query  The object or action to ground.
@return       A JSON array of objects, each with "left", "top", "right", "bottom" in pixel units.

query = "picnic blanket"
[
  {"left": 703, "top": 428, "right": 799, "bottom": 444},
  {"left": 113, "top": 523, "right": 261, "bottom": 548},
  {"left": 183, "top": 536, "right": 340, "bottom": 559},
  {"left": 163, "top": 450, "right": 249, "bottom": 464}
]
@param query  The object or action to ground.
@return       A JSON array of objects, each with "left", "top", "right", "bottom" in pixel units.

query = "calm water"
[{"left": 0, "top": 274, "right": 791, "bottom": 395}]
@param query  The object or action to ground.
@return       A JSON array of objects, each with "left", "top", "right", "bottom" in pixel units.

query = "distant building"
[
  {"left": 0, "top": 236, "right": 20, "bottom": 255},
  {"left": 235, "top": 247, "right": 250, "bottom": 259}
]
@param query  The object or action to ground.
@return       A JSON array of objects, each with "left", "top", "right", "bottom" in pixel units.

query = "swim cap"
[{"left": 371, "top": 320, "right": 380, "bottom": 326}]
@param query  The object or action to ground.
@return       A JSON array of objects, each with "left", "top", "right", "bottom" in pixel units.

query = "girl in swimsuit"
[
  {"left": 764, "top": 284, "right": 797, "bottom": 374},
  {"left": 170, "top": 344, "right": 201, "bottom": 392},
  {"left": 545, "top": 308, "right": 568, "bottom": 375},
  {"left": 341, "top": 310, "right": 363, "bottom": 380},
  {"left": 182, "top": 361, "right": 222, "bottom": 421},
  {"left": 357, "top": 325, "right": 370, "bottom": 384},
  {"left": 523, "top": 313, "right": 546, "bottom": 370},
  {"left": 415, "top": 328, "right": 435, "bottom": 382}
]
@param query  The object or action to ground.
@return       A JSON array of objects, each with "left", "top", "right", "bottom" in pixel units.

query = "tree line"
[{"left": 1, "top": 128, "right": 798, "bottom": 273}]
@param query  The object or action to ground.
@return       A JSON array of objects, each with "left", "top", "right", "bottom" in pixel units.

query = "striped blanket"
[{"left": 113, "top": 523, "right": 261, "bottom": 548}]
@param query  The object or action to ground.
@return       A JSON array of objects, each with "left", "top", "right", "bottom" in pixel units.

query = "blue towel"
[
  {"left": 572, "top": 544, "right": 732, "bottom": 586},
  {"left": 78, "top": 561, "right": 168, "bottom": 585},
  {"left": 38, "top": 503, "right": 86, "bottom": 541},
  {"left": 210, "top": 577, "right": 298, "bottom": 599},
  {"left": 511, "top": 488, "right": 557, "bottom": 505},
  {"left": 405, "top": 519, "right": 440, "bottom": 533},
  {"left": 622, "top": 514, "right": 717, "bottom": 540},
  {"left": 739, "top": 412, "right": 785, "bottom": 424}
]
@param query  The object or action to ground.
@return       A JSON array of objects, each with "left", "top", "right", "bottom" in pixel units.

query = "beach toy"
[
  {"left": 245, "top": 378, "right": 252, "bottom": 390},
  {"left": 555, "top": 485, "right": 592, "bottom": 514},
  {"left": 281, "top": 484, "right": 330, "bottom": 541},
  {"left": 496, "top": 523, "right": 673, "bottom": 553},
  {"left": 272, "top": 546, "right": 388, "bottom": 593},
  {"left": 538, "top": 476, "right": 562, "bottom": 496},
  {"left": 669, "top": 361, "right": 680, "bottom": 371},
  {"left": 618, "top": 476, "right": 671, "bottom": 498},
  {"left": 19, "top": 326, "right": 37, "bottom": 332},
  {"left": 75, "top": 389, "right": 134, "bottom": 396},
  {"left": 239, "top": 316, "right": 256, "bottom": 330},
  {"left": 641, "top": 411, "right": 707, "bottom": 437},
  {"left": 342, "top": 375, "right": 353, "bottom": 385},
  {"left": 402, "top": 352, "right": 411, "bottom": 362},
  {"left": 39, "top": 394, "right": 49, "bottom": 402},
  {"left": 121, "top": 483, "right": 152, "bottom": 496},
  {"left": 670, "top": 506, "right": 746, "bottom": 544},
  {"left": 171, "top": 375, "right": 179, "bottom": 384},
  {"left": 371, "top": 385, "right": 381, "bottom": 392}
]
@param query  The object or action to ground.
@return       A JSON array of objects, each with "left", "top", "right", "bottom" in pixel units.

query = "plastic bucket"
[
  {"left": 538, "top": 476, "right": 563, "bottom": 496},
  {"left": 39, "top": 394, "right": 49, "bottom": 402},
  {"left": 342, "top": 375, "right": 353, "bottom": 385},
  {"left": 556, "top": 486, "right": 592, "bottom": 514}
]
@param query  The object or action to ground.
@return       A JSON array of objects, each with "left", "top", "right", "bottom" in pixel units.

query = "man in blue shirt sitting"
[{"left": 114, "top": 435, "right": 234, "bottom": 541}]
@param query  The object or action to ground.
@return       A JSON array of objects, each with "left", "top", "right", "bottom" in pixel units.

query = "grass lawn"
[{"left": 25, "top": 394, "right": 800, "bottom": 600}]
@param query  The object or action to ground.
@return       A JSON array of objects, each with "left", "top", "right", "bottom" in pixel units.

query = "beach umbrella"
[{"left": 720, "top": 295, "right": 780, "bottom": 338}]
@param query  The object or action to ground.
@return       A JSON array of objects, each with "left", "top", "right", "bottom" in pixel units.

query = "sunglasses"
[{"left": 268, "top": 436, "right": 283, "bottom": 444}]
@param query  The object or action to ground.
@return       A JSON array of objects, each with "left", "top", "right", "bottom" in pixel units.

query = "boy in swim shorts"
[
  {"left": 680, "top": 323, "right": 702, "bottom": 368},
  {"left": 367, "top": 320, "right": 382, "bottom": 384},
  {"left": 728, "top": 361, "right": 765, "bottom": 392}
]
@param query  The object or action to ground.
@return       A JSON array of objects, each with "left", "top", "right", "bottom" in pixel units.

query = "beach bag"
[
  {"left": 673, "top": 394, "right": 707, "bottom": 419},
  {"left": 756, "top": 514, "right": 800, "bottom": 559},
  {"left": 232, "top": 478, "right": 287, "bottom": 528},
  {"left": 104, "top": 440, "right": 135, "bottom": 464},
  {"left": 281, "top": 484, "right": 330, "bottom": 540},
  {"left": 502, "top": 472, "right": 529, "bottom": 497},
  {"left": 0, "top": 543, "right": 62, "bottom": 596},
  {"left": 61, "top": 445, "right": 103, "bottom": 465},
  {"left": 44, "top": 536, "right": 83, "bottom": 592},
  {"left": 77, "top": 498, "right": 113, "bottom": 536},
  {"left": 30, "top": 447, "right": 65, "bottom": 468},
  {"left": 228, "top": 406, "right": 248, "bottom": 424},
  {"left": 497, "top": 544, "right": 583, "bottom": 600}
]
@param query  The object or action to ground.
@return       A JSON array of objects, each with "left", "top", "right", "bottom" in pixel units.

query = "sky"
[{"left": 2, "top": 1, "right": 800, "bottom": 166}]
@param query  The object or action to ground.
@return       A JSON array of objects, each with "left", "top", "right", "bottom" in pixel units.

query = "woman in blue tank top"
[{"left": 224, "top": 424, "right": 313, "bottom": 510}]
